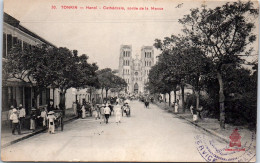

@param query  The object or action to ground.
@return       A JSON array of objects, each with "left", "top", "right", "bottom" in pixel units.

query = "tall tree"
[
  {"left": 179, "top": 1, "right": 258, "bottom": 128},
  {"left": 97, "top": 68, "right": 126, "bottom": 102},
  {"left": 5, "top": 44, "right": 56, "bottom": 107},
  {"left": 50, "top": 48, "right": 99, "bottom": 112}
]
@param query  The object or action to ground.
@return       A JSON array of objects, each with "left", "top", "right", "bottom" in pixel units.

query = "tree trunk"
[
  {"left": 60, "top": 89, "right": 66, "bottom": 116},
  {"left": 195, "top": 90, "right": 199, "bottom": 111},
  {"left": 174, "top": 89, "right": 176, "bottom": 103},
  {"left": 168, "top": 92, "right": 171, "bottom": 107},
  {"left": 105, "top": 89, "right": 108, "bottom": 99},
  {"left": 181, "top": 85, "right": 185, "bottom": 113},
  {"left": 101, "top": 88, "right": 104, "bottom": 103},
  {"left": 33, "top": 87, "right": 41, "bottom": 109},
  {"left": 90, "top": 89, "right": 92, "bottom": 103},
  {"left": 163, "top": 93, "right": 166, "bottom": 107},
  {"left": 217, "top": 71, "right": 225, "bottom": 129}
]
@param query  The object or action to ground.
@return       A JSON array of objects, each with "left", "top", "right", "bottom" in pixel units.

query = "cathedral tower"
[
  {"left": 119, "top": 45, "right": 154, "bottom": 94},
  {"left": 119, "top": 45, "right": 132, "bottom": 92},
  {"left": 141, "top": 46, "right": 154, "bottom": 93}
]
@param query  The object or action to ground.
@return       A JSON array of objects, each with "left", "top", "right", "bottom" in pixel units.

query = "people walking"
[
  {"left": 10, "top": 109, "right": 21, "bottom": 135},
  {"left": 18, "top": 104, "right": 26, "bottom": 130},
  {"left": 114, "top": 102, "right": 122, "bottom": 124},
  {"left": 104, "top": 104, "right": 111, "bottom": 124},
  {"left": 47, "top": 111, "right": 56, "bottom": 134},
  {"left": 8, "top": 106, "right": 14, "bottom": 129}
]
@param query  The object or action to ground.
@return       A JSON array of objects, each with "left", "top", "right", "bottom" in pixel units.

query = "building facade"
[
  {"left": 2, "top": 12, "right": 58, "bottom": 118},
  {"left": 118, "top": 45, "right": 154, "bottom": 94}
]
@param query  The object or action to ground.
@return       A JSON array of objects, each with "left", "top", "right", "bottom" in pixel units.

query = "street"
[{"left": 2, "top": 101, "right": 227, "bottom": 162}]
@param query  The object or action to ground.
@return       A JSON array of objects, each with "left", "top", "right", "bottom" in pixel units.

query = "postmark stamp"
[{"left": 195, "top": 129, "right": 256, "bottom": 162}]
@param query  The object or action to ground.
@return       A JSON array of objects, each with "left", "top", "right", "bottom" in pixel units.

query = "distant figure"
[
  {"left": 8, "top": 106, "right": 14, "bottom": 129},
  {"left": 114, "top": 102, "right": 122, "bottom": 124},
  {"left": 174, "top": 102, "right": 178, "bottom": 113},
  {"left": 40, "top": 108, "right": 47, "bottom": 128},
  {"left": 18, "top": 104, "right": 26, "bottom": 130},
  {"left": 72, "top": 102, "right": 77, "bottom": 115},
  {"left": 144, "top": 99, "right": 149, "bottom": 109},
  {"left": 10, "top": 109, "right": 21, "bottom": 135},
  {"left": 47, "top": 100, "right": 54, "bottom": 112},
  {"left": 81, "top": 105, "right": 86, "bottom": 119},
  {"left": 94, "top": 104, "right": 100, "bottom": 120},
  {"left": 30, "top": 108, "right": 37, "bottom": 132},
  {"left": 104, "top": 104, "right": 111, "bottom": 124},
  {"left": 100, "top": 104, "right": 105, "bottom": 124}
]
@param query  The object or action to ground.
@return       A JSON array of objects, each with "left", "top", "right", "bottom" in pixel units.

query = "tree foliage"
[
  {"left": 4, "top": 44, "right": 99, "bottom": 109},
  {"left": 179, "top": 1, "right": 258, "bottom": 128}
]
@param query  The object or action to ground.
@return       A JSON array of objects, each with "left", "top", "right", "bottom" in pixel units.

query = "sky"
[{"left": 3, "top": 0, "right": 259, "bottom": 70}]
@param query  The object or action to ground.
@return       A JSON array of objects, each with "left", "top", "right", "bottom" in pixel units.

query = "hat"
[
  {"left": 19, "top": 104, "right": 23, "bottom": 107},
  {"left": 102, "top": 104, "right": 105, "bottom": 107},
  {"left": 31, "top": 108, "right": 36, "bottom": 111},
  {"left": 10, "top": 105, "right": 14, "bottom": 109},
  {"left": 48, "top": 111, "right": 55, "bottom": 115}
]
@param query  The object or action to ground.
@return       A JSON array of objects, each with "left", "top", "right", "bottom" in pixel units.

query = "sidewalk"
[
  {"left": 155, "top": 102, "right": 256, "bottom": 144},
  {"left": 1, "top": 108, "right": 77, "bottom": 148}
]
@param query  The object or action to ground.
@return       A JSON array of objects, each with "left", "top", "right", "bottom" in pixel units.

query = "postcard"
[{"left": 1, "top": 0, "right": 259, "bottom": 162}]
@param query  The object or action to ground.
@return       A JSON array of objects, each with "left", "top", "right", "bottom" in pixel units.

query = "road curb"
[
  {"left": 1, "top": 116, "right": 78, "bottom": 148},
  {"left": 154, "top": 102, "right": 229, "bottom": 143},
  {"left": 173, "top": 113, "right": 229, "bottom": 143}
]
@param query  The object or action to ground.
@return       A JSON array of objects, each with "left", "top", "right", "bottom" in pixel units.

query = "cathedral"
[{"left": 118, "top": 45, "right": 154, "bottom": 94}]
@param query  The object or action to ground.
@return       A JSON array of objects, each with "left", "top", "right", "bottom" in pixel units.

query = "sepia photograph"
[{"left": 1, "top": 0, "right": 259, "bottom": 162}]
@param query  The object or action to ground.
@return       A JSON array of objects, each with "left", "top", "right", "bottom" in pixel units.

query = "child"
[{"left": 47, "top": 111, "right": 56, "bottom": 134}]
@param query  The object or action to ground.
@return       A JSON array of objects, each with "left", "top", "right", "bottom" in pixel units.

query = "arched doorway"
[{"left": 134, "top": 83, "right": 138, "bottom": 93}]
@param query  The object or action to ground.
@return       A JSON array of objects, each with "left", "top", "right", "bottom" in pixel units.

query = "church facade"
[{"left": 118, "top": 45, "right": 154, "bottom": 94}]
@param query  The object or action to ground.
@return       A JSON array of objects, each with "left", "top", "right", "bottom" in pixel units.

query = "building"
[
  {"left": 118, "top": 45, "right": 154, "bottom": 94},
  {"left": 2, "top": 12, "right": 58, "bottom": 118}
]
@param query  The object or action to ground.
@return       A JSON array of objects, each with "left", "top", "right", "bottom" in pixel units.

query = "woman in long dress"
[
  {"left": 114, "top": 102, "right": 122, "bottom": 124},
  {"left": 81, "top": 105, "right": 86, "bottom": 119},
  {"left": 174, "top": 102, "right": 179, "bottom": 113}
]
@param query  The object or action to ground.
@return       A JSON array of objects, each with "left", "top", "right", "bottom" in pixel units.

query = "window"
[
  {"left": 3, "top": 33, "right": 6, "bottom": 58},
  {"left": 7, "top": 34, "right": 12, "bottom": 54}
]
